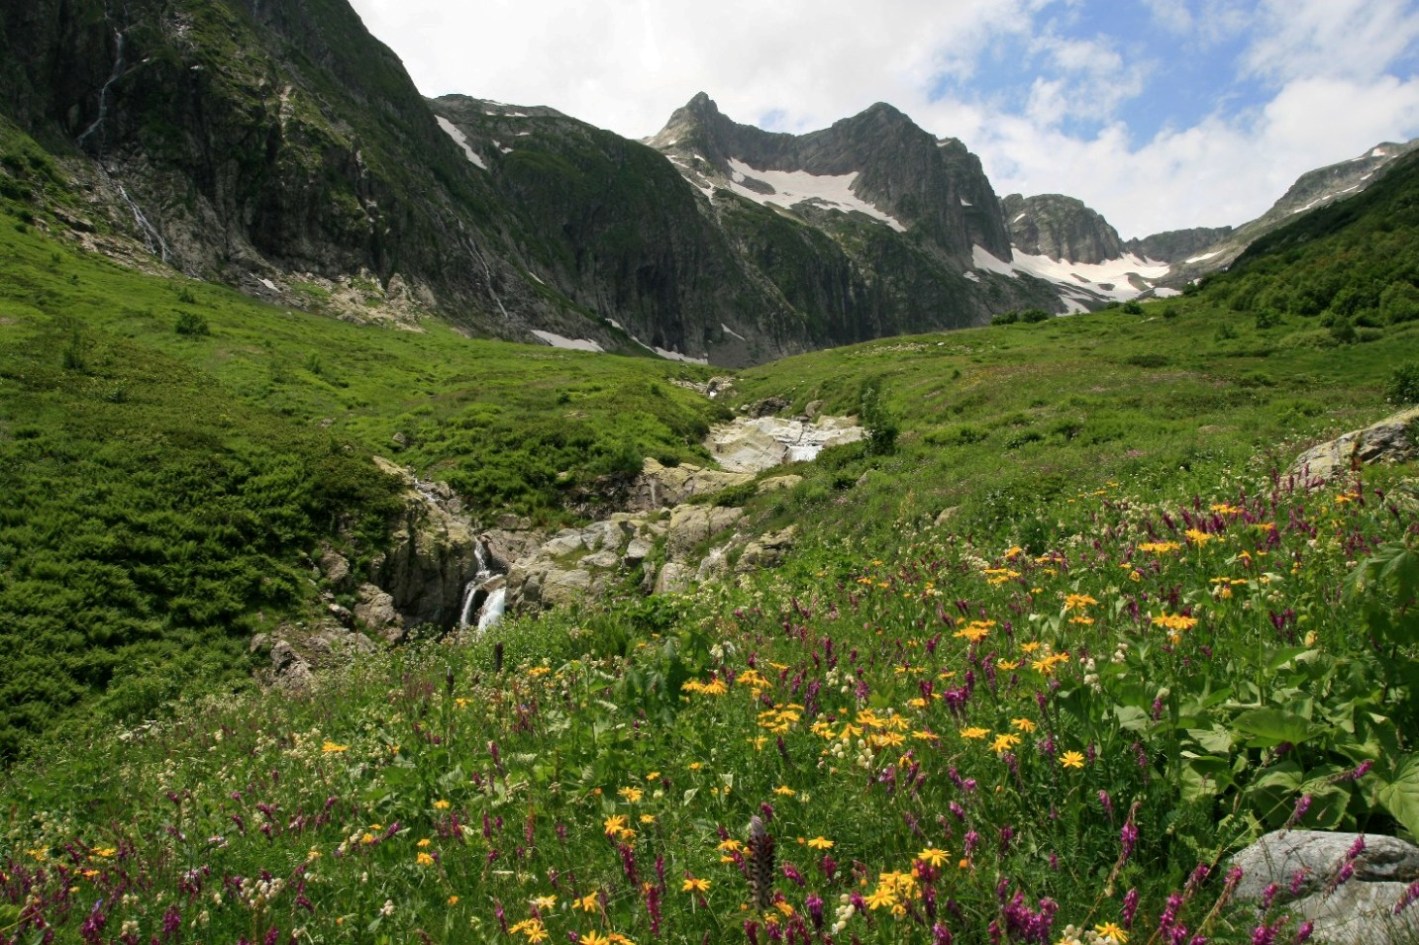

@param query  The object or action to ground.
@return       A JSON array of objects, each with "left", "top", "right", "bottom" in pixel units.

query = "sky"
[{"left": 346, "top": 0, "right": 1419, "bottom": 239}]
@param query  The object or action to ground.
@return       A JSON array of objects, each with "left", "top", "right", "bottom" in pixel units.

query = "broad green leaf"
[
  {"left": 1232, "top": 708, "right": 1322, "bottom": 747},
  {"left": 1180, "top": 756, "right": 1233, "bottom": 802},
  {"left": 1377, "top": 755, "right": 1419, "bottom": 840},
  {"left": 1114, "top": 705, "right": 1151, "bottom": 733},
  {"left": 1187, "top": 726, "right": 1234, "bottom": 754}
]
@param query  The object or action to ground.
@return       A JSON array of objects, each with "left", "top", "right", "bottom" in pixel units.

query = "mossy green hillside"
[{"left": 0, "top": 163, "right": 725, "bottom": 757}]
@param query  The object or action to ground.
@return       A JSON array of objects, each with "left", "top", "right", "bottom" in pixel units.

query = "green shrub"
[
  {"left": 174, "top": 311, "right": 210, "bottom": 336},
  {"left": 1387, "top": 363, "right": 1419, "bottom": 405},
  {"left": 859, "top": 380, "right": 898, "bottom": 455}
]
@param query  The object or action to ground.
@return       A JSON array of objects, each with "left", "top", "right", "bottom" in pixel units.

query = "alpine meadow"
[{"left": 2, "top": 2, "right": 1419, "bottom": 945}]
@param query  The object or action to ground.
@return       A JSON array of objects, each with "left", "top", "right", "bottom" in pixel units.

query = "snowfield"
[
  {"left": 435, "top": 116, "right": 487, "bottom": 171},
  {"left": 973, "top": 245, "right": 1170, "bottom": 306},
  {"left": 725, "top": 159, "right": 906, "bottom": 232}
]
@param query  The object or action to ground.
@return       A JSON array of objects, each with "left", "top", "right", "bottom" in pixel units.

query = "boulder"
[
  {"left": 629, "top": 457, "right": 754, "bottom": 510},
  {"left": 758, "top": 475, "right": 803, "bottom": 493},
  {"left": 735, "top": 526, "right": 798, "bottom": 574},
  {"left": 706, "top": 415, "right": 866, "bottom": 473},
  {"left": 318, "top": 547, "right": 351, "bottom": 587},
  {"left": 354, "top": 583, "right": 404, "bottom": 642},
  {"left": 696, "top": 544, "right": 733, "bottom": 582},
  {"left": 541, "top": 568, "right": 594, "bottom": 607},
  {"left": 1290, "top": 408, "right": 1419, "bottom": 482},
  {"left": 654, "top": 561, "right": 694, "bottom": 595},
  {"left": 269, "top": 639, "right": 315, "bottom": 695},
  {"left": 624, "top": 537, "right": 654, "bottom": 566},
  {"left": 1232, "top": 830, "right": 1419, "bottom": 945},
  {"left": 666, "top": 505, "right": 744, "bottom": 562}
]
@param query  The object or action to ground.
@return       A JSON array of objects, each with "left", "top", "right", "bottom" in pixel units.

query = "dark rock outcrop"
[{"left": 1003, "top": 193, "right": 1125, "bottom": 264}]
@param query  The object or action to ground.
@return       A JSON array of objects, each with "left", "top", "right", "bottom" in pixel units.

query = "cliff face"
[
  {"left": 1002, "top": 193, "right": 1125, "bottom": 264},
  {"left": 0, "top": 0, "right": 527, "bottom": 330}
]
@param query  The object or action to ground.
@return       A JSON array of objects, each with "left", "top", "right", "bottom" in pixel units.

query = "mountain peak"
[{"left": 685, "top": 91, "right": 719, "bottom": 113}]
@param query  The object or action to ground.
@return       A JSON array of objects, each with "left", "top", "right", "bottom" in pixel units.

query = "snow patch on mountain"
[
  {"left": 531, "top": 331, "right": 603, "bottom": 352},
  {"left": 974, "top": 246, "right": 1170, "bottom": 307},
  {"left": 725, "top": 160, "right": 906, "bottom": 232},
  {"left": 435, "top": 116, "right": 487, "bottom": 171}
]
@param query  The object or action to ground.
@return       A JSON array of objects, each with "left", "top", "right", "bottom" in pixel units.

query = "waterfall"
[
  {"left": 457, "top": 541, "right": 506, "bottom": 634},
  {"left": 77, "top": 26, "right": 126, "bottom": 152},
  {"left": 476, "top": 588, "right": 506, "bottom": 633},
  {"left": 114, "top": 181, "right": 170, "bottom": 264},
  {"left": 457, "top": 580, "right": 481, "bottom": 629}
]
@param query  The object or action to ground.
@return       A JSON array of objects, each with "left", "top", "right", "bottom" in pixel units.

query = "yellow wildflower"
[
  {"left": 991, "top": 733, "right": 1022, "bottom": 753},
  {"left": 1095, "top": 922, "right": 1129, "bottom": 944},
  {"left": 917, "top": 847, "right": 949, "bottom": 867},
  {"left": 1060, "top": 751, "right": 1086, "bottom": 769}
]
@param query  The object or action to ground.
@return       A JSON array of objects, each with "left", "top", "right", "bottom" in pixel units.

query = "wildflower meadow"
[{"left": 4, "top": 458, "right": 1416, "bottom": 945}]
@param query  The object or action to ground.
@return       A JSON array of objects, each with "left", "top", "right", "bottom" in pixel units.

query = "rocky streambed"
[{"left": 255, "top": 410, "right": 866, "bottom": 689}]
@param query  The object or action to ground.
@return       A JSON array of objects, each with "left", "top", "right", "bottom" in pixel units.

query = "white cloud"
[
  {"left": 1244, "top": 0, "right": 1419, "bottom": 83},
  {"left": 347, "top": 0, "right": 1419, "bottom": 237}
]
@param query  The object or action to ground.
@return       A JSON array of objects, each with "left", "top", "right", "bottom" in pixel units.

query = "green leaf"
[
  {"left": 1377, "top": 755, "right": 1419, "bottom": 840},
  {"left": 1180, "top": 756, "right": 1233, "bottom": 802},
  {"left": 1187, "top": 726, "right": 1234, "bottom": 754},
  {"left": 1114, "top": 705, "right": 1151, "bottom": 734},
  {"left": 1232, "top": 708, "right": 1322, "bottom": 747}
]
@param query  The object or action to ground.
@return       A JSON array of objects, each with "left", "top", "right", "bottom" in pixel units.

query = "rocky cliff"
[
  {"left": 1002, "top": 193, "right": 1125, "bottom": 264},
  {"left": 0, "top": 0, "right": 528, "bottom": 331}
]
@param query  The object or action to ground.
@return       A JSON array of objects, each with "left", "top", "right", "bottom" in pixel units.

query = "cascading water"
[
  {"left": 476, "top": 588, "right": 506, "bottom": 633},
  {"left": 114, "top": 181, "right": 171, "bottom": 264},
  {"left": 458, "top": 541, "right": 506, "bottom": 634},
  {"left": 77, "top": 25, "right": 126, "bottom": 152}
]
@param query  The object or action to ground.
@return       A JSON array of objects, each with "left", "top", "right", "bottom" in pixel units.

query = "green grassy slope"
[{"left": 0, "top": 120, "right": 726, "bottom": 758}]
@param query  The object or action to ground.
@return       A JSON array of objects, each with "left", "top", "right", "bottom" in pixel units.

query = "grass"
[
  {"left": 1, "top": 446, "right": 1414, "bottom": 945},
  {"left": 0, "top": 121, "right": 726, "bottom": 756}
]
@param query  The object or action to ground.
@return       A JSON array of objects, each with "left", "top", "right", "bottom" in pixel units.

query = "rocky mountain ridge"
[
  {"left": 1, "top": 0, "right": 1414, "bottom": 364},
  {"left": 1154, "top": 139, "right": 1419, "bottom": 287}
]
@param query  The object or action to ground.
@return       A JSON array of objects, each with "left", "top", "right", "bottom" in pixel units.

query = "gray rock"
[
  {"left": 624, "top": 537, "right": 654, "bottom": 566},
  {"left": 696, "top": 544, "right": 733, "bottom": 582},
  {"left": 630, "top": 457, "right": 754, "bottom": 510},
  {"left": 540, "top": 530, "right": 588, "bottom": 558},
  {"left": 1289, "top": 407, "right": 1419, "bottom": 482},
  {"left": 1232, "top": 830, "right": 1419, "bottom": 945},
  {"left": 666, "top": 505, "right": 744, "bottom": 562},
  {"left": 1002, "top": 193, "right": 1124, "bottom": 265},
  {"left": 269, "top": 640, "right": 315, "bottom": 695},
  {"left": 540, "top": 569, "right": 593, "bottom": 607},
  {"left": 735, "top": 526, "right": 798, "bottom": 574},
  {"left": 758, "top": 475, "right": 803, "bottom": 493},
  {"left": 706, "top": 415, "right": 866, "bottom": 473},
  {"left": 654, "top": 561, "right": 693, "bottom": 595},
  {"left": 369, "top": 457, "right": 481, "bottom": 629},
  {"left": 318, "top": 547, "right": 351, "bottom": 586},
  {"left": 354, "top": 583, "right": 404, "bottom": 642},
  {"left": 581, "top": 549, "right": 623, "bottom": 570}
]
